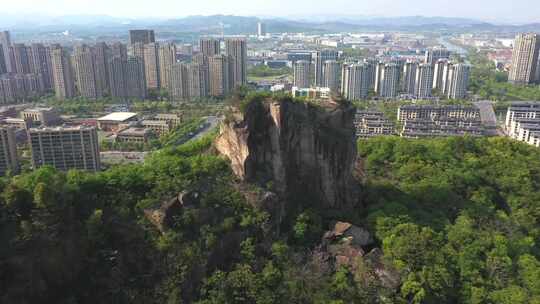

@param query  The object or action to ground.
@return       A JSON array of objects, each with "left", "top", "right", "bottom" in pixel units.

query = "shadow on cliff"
[{"left": 215, "top": 94, "right": 365, "bottom": 232}]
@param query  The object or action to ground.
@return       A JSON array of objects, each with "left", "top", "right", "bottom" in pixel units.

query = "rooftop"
[
  {"left": 399, "top": 104, "right": 477, "bottom": 110},
  {"left": 154, "top": 113, "right": 182, "bottom": 119},
  {"left": 28, "top": 125, "right": 96, "bottom": 133},
  {"left": 118, "top": 127, "right": 151, "bottom": 136},
  {"left": 98, "top": 112, "right": 138, "bottom": 122},
  {"left": 141, "top": 120, "right": 169, "bottom": 126},
  {"left": 22, "top": 107, "right": 55, "bottom": 113}
]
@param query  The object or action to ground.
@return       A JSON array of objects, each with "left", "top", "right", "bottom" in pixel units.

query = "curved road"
[{"left": 189, "top": 116, "right": 221, "bottom": 142}]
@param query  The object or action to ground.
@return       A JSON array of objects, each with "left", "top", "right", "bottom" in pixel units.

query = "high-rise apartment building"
[
  {"left": 51, "top": 45, "right": 75, "bottom": 100},
  {"left": 11, "top": 43, "right": 31, "bottom": 74},
  {"left": 225, "top": 38, "right": 247, "bottom": 88},
  {"left": 129, "top": 42, "right": 145, "bottom": 60},
  {"left": 30, "top": 43, "right": 54, "bottom": 90},
  {"left": 293, "top": 60, "right": 311, "bottom": 88},
  {"left": 109, "top": 56, "right": 147, "bottom": 100},
  {"left": 108, "top": 56, "right": 127, "bottom": 99},
  {"left": 536, "top": 58, "right": 540, "bottom": 83},
  {"left": 509, "top": 33, "right": 540, "bottom": 85},
  {"left": 314, "top": 50, "right": 339, "bottom": 86},
  {"left": 158, "top": 43, "right": 177, "bottom": 90},
  {"left": 129, "top": 29, "right": 155, "bottom": 45},
  {"left": 414, "top": 63, "right": 434, "bottom": 99},
  {"left": 0, "top": 127, "right": 18, "bottom": 175},
  {"left": 323, "top": 60, "right": 340, "bottom": 92},
  {"left": 186, "top": 63, "right": 208, "bottom": 98},
  {"left": 29, "top": 126, "right": 101, "bottom": 172},
  {"left": 257, "top": 22, "right": 267, "bottom": 37},
  {"left": 376, "top": 63, "right": 400, "bottom": 98},
  {"left": 402, "top": 61, "right": 418, "bottom": 95},
  {"left": 0, "top": 76, "right": 15, "bottom": 103},
  {"left": 341, "top": 63, "right": 370, "bottom": 100},
  {"left": 7, "top": 73, "right": 44, "bottom": 100},
  {"left": 192, "top": 53, "right": 208, "bottom": 67},
  {"left": 143, "top": 43, "right": 160, "bottom": 89},
  {"left": 111, "top": 42, "right": 128, "bottom": 60},
  {"left": 125, "top": 57, "right": 147, "bottom": 100},
  {"left": 446, "top": 63, "right": 470, "bottom": 99},
  {"left": 72, "top": 45, "right": 100, "bottom": 99},
  {"left": 199, "top": 38, "right": 220, "bottom": 57},
  {"left": 192, "top": 53, "right": 210, "bottom": 94},
  {"left": 170, "top": 62, "right": 188, "bottom": 100},
  {"left": 170, "top": 62, "right": 208, "bottom": 100},
  {"left": 432, "top": 59, "right": 449, "bottom": 91},
  {"left": 0, "top": 47, "right": 6, "bottom": 74},
  {"left": 425, "top": 47, "right": 451, "bottom": 65},
  {"left": 441, "top": 63, "right": 454, "bottom": 96},
  {"left": 208, "top": 54, "right": 230, "bottom": 97},
  {"left": 0, "top": 31, "right": 14, "bottom": 73},
  {"left": 92, "top": 42, "right": 110, "bottom": 95}
]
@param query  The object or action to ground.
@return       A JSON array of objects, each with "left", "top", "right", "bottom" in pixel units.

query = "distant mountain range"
[{"left": 1, "top": 14, "right": 539, "bottom": 34}]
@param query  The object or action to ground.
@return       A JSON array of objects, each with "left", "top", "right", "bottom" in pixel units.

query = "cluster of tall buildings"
[
  {"left": 0, "top": 31, "right": 54, "bottom": 103},
  {"left": 0, "top": 29, "right": 248, "bottom": 104},
  {"left": 342, "top": 57, "right": 469, "bottom": 101},
  {"left": 292, "top": 47, "right": 470, "bottom": 101},
  {"left": 132, "top": 35, "right": 247, "bottom": 100},
  {"left": 508, "top": 33, "right": 540, "bottom": 85},
  {"left": 0, "top": 30, "right": 147, "bottom": 102}
]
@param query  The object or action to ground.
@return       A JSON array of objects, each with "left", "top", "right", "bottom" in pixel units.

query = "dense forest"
[{"left": 1, "top": 129, "right": 540, "bottom": 303}]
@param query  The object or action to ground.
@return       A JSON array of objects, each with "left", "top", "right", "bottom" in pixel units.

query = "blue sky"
[{"left": 2, "top": 0, "right": 540, "bottom": 23}]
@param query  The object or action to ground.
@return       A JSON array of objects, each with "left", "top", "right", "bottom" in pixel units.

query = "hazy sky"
[{"left": 2, "top": 0, "right": 540, "bottom": 23}]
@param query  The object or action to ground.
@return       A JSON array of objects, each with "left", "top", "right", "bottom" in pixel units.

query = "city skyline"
[{"left": 1, "top": 0, "right": 540, "bottom": 24}]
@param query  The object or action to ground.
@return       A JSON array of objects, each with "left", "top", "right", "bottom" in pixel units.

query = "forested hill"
[{"left": 1, "top": 125, "right": 540, "bottom": 302}]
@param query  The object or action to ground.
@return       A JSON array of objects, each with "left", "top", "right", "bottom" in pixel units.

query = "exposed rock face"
[
  {"left": 364, "top": 248, "right": 401, "bottom": 289},
  {"left": 144, "top": 191, "right": 200, "bottom": 233},
  {"left": 216, "top": 98, "right": 359, "bottom": 208}
]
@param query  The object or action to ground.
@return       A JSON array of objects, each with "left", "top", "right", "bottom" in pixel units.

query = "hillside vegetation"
[{"left": 1, "top": 127, "right": 540, "bottom": 303}]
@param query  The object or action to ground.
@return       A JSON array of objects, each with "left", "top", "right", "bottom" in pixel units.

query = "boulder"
[
  {"left": 321, "top": 221, "right": 374, "bottom": 271},
  {"left": 324, "top": 221, "right": 374, "bottom": 247},
  {"left": 144, "top": 191, "right": 200, "bottom": 233}
]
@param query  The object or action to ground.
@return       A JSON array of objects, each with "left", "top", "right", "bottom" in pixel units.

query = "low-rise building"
[
  {"left": 153, "top": 113, "right": 183, "bottom": 129},
  {"left": 401, "top": 120, "right": 484, "bottom": 138},
  {"left": 504, "top": 102, "right": 540, "bottom": 147},
  {"left": 140, "top": 120, "right": 170, "bottom": 136},
  {"left": 116, "top": 127, "right": 154, "bottom": 143},
  {"left": 397, "top": 105, "right": 480, "bottom": 122},
  {"left": 527, "top": 132, "right": 540, "bottom": 147},
  {"left": 97, "top": 112, "right": 139, "bottom": 132},
  {"left": 354, "top": 110, "right": 394, "bottom": 138},
  {"left": 21, "top": 107, "right": 61, "bottom": 127},
  {"left": 2, "top": 117, "right": 29, "bottom": 129},
  {"left": 505, "top": 102, "right": 540, "bottom": 131},
  {"left": 398, "top": 104, "right": 485, "bottom": 138},
  {"left": 28, "top": 125, "right": 100, "bottom": 172}
]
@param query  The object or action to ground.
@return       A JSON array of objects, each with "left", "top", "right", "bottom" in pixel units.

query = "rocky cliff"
[{"left": 215, "top": 97, "right": 359, "bottom": 208}]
